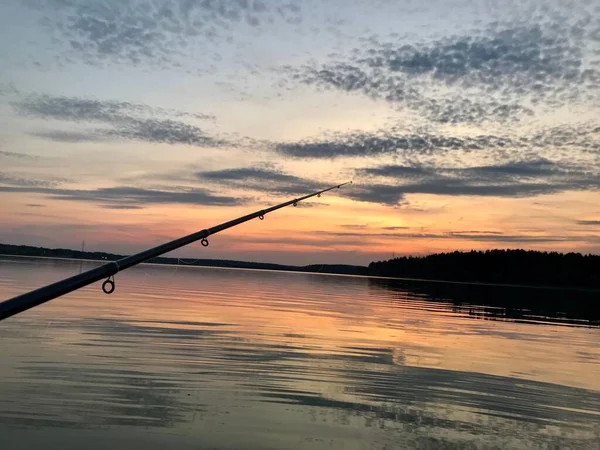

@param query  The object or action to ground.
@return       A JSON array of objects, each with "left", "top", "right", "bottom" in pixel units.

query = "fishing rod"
[{"left": 0, "top": 181, "right": 352, "bottom": 322}]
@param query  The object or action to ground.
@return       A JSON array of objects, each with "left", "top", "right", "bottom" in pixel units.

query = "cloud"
[
  {"left": 445, "top": 233, "right": 573, "bottom": 243},
  {"left": 0, "top": 171, "right": 65, "bottom": 188},
  {"left": 100, "top": 204, "right": 145, "bottom": 210},
  {"left": 358, "top": 165, "right": 437, "bottom": 178},
  {"left": 0, "top": 150, "right": 36, "bottom": 159},
  {"left": 13, "top": 94, "right": 223, "bottom": 147},
  {"left": 14, "top": 94, "right": 136, "bottom": 122},
  {"left": 343, "top": 184, "right": 406, "bottom": 205},
  {"left": 422, "top": 97, "right": 535, "bottom": 125},
  {"left": 276, "top": 131, "right": 515, "bottom": 159},
  {"left": 360, "top": 26, "right": 584, "bottom": 91},
  {"left": 196, "top": 166, "right": 326, "bottom": 195},
  {"left": 0, "top": 185, "right": 245, "bottom": 208},
  {"left": 107, "top": 117, "right": 224, "bottom": 147},
  {"left": 530, "top": 123, "right": 600, "bottom": 153},
  {"left": 347, "top": 159, "right": 600, "bottom": 205},
  {"left": 274, "top": 119, "right": 600, "bottom": 164},
  {"left": 317, "top": 230, "right": 600, "bottom": 244},
  {"left": 340, "top": 224, "right": 370, "bottom": 230},
  {"left": 288, "top": 22, "right": 599, "bottom": 123},
  {"left": 0, "top": 82, "right": 18, "bottom": 96},
  {"left": 14, "top": 94, "right": 213, "bottom": 123},
  {"left": 30, "top": 130, "right": 110, "bottom": 143},
  {"left": 26, "top": 0, "right": 303, "bottom": 71},
  {"left": 577, "top": 220, "right": 600, "bottom": 226},
  {"left": 359, "top": 159, "right": 579, "bottom": 181},
  {"left": 338, "top": 224, "right": 410, "bottom": 231}
]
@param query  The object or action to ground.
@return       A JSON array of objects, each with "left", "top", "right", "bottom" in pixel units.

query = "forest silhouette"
[{"left": 369, "top": 249, "right": 600, "bottom": 288}]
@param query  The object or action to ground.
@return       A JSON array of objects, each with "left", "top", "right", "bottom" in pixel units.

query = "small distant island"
[{"left": 1, "top": 244, "right": 599, "bottom": 289}]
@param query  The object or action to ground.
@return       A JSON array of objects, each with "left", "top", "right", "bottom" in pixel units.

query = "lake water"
[{"left": 0, "top": 256, "right": 599, "bottom": 449}]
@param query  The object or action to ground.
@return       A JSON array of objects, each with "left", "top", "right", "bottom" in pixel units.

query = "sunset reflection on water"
[{"left": 1, "top": 256, "right": 599, "bottom": 449}]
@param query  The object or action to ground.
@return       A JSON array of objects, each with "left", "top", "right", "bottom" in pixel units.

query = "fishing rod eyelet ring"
[
  {"left": 293, "top": 201, "right": 298, "bottom": 207},
  {"left": 259, "top": 214, "right": 264, "bottom": 220},
  {"left": 317, "top": 193, "right": 321, "bottom": 198},
  {"left": 201, "top": 238, "right": 209, "bottom": 247},
  {"left": 102, "top": 276, "right": 115, "bottom": 295}
]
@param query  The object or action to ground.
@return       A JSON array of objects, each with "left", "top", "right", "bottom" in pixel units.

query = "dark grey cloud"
[
  {"left": 0, "top": 171, "right": 65, "bottom": 188},
  {"left": 14, "top": 94, "right": 213, "bottom": 123},
  {"left": 107, "top": 118, "right": 223, "bottom": 147},
  {"left": 14, "top": 94, "right": 135, "bottom": 122},
  {"left": 358, "top": 165, "right": 436, "bottom": 178},
  {"left": 359, "top": 26, "right": 584, "bottom": 91},
  {"left": 100, "top": 204, "right": 145, "bottom": 210},
  {"left": 274, "top": 120, "right": 599, "bottom": 164},
  {"left": 359, "top": 159, "right": 577, "bottom": 181},
  {"left": 31, "top": 130, "right": 109, "bottom": 143},
  {"left": 463, "top": 159, "right": 562, "bottom": 178},
  {"left": 530, "top": 123, "right": 600, "bottom": 153},
  {"left": 422, "top": 97, "right": 535, "bottom": 125},
  {"left": 26, "top": 203, "right": 46, "bottom": 207},
  {"left": 347, "top": 159, "right": 600, "bottom": 205},
  {"left": 0, "top": 185, "right": 244, "bottom": 208},
  {"left": 196, "top": 166, "right": 326, "bottom": 196},
  {"left": 289, "top": 23, "right": 599, "bottom": 123},
  {"left": 577, "top": 220, "right": 600, "bottom": 226},
  {"left": 343, "top": 184, "right": 406, "bottom": 205},
  {"left": 276, "top": 131, "right": 515, "bottom": 159},
  {"left": 26, "top": 0, "right": 303, "bottom": 70},
  {"left": 14, "top": 94, "right": 223, "bottom": 147}
]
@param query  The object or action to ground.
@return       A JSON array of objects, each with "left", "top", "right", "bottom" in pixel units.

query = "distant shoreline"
[
  {"left": 0, "top": 253, "right": 373, "bottom": 280},
  {"left": 0, "top": 243, "right": 368, "bottom": 276},
  {"left": 2, "top": 247, "right": 599, "bottom": 292}
]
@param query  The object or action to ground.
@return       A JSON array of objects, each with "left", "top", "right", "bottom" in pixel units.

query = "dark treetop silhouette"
[{"left": 369, "top": 249, "right": 600, "bottom": 289}]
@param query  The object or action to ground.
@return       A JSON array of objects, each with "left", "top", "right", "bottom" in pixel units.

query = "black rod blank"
[{"left": 0, "top": 181, "right": 352, "bottom": 321}]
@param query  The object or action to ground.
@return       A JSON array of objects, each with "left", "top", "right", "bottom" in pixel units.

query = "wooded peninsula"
[{"left": 369, "top": 249, "right": 600, "bottom": 288}]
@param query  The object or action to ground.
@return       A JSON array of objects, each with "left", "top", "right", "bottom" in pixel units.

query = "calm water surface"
[{"left": 0, "top": 256, "right": 599, "bottom": 449}]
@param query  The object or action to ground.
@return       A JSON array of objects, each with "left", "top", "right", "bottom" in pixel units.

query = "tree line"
[{"left": 368, "top": 249, "right": 600, "bottom": 288}]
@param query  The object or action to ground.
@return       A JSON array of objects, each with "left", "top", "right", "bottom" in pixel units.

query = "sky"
[{"left": 0, "top": 0, "right": 599, "bottom": 266}]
